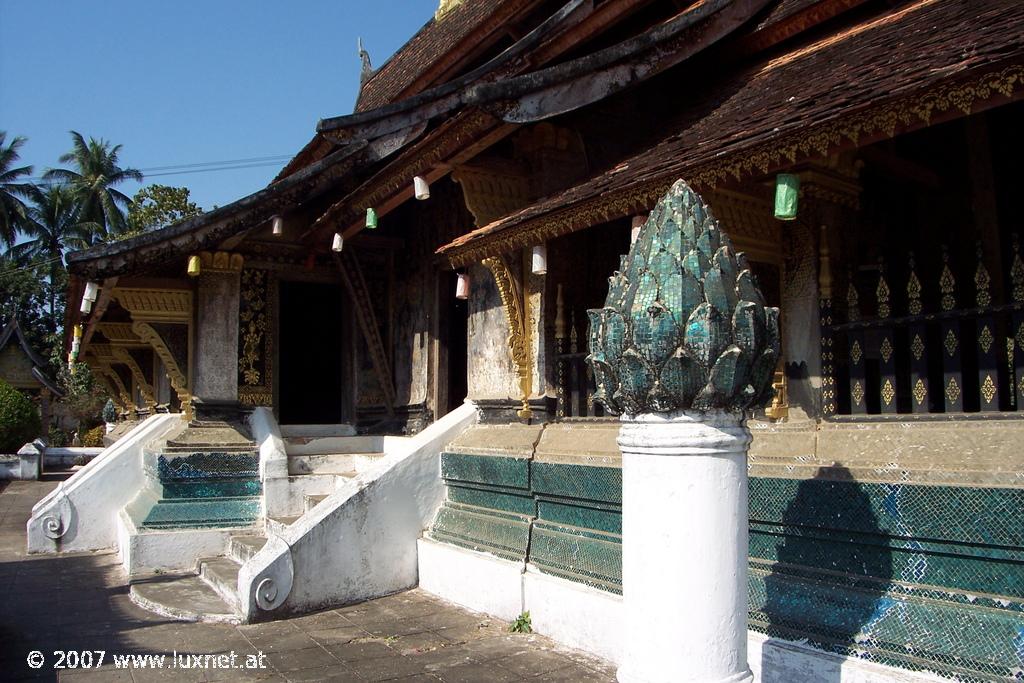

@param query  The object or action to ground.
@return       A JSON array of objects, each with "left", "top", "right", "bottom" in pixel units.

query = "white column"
[{"left": 616, "top": 410, "right": 753, "bottom": 683}]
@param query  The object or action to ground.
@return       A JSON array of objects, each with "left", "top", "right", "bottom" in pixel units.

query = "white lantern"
[
  {"left": 83, "top": 281, "right": 100, "bottom": 302},
  {"left": 271, "top": 215, "right": 284, "bottom": 236},
  {"left": 531, "top": 245, "right": 547, "bottom": 275},
  {"left": 414, "top": 176, "right": 430, "bottom": 200},
  {"left": 332, "top": 233, "right": 344, "bottom": 252},
  {"left": 80, "top": 297, "right": 93, "bottom": 315},
  {"left": 455, "top": 272, "right": 470, "bottom": 300}
]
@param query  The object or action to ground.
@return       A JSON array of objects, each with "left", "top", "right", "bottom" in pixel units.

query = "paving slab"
[{"left": 1, "top": 477, "right": 617, "bottom": 682}]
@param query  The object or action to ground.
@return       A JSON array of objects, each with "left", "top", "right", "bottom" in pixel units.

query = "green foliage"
[
  {"left": 48, "top": 425, "right": 71, "bottom": 447},
  {"left": 102, "top": 398, "right": 118, "bottom": 423},
  {"left": 0, "top": 132, "right": 34, "bottom": 248},
  {"left": 509, "top": 611, "right": 532, "bottom": 633},
  {"left": 124, "top": 184, "right": 202, "bottom": 238},
  {"left": 43, "top": 131, "right": 143, "bottom": 242},
  {"left": 80, "top": 424, "right": 105, "bottom": 448},
  {"left": 55, "top": 361, "right": 108, "bottom": 430},
  {"left": 0, "top": 379, "right": 41, "bottom": 453},
  {"left": 0, "top": 253, "right": 56, "bottom": 349}
]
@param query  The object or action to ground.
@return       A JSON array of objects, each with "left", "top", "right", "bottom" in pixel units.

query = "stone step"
[
  {"left": 267, "top": 515, "right": 300, "bottom": 535},
  {"left": 282, "top": 434, "right": 384, "bottom": 456},
  {"left": 229, "top": 535, "right": 267, "bottom": 564},
  {"left": 199, "top": 556, "right": 242, "bottom": 612},
  {"left": 287, "top": 452, "right": 383, "bottom": 475},
  {"left": 130, "top": 574, "right": 240, "bottom": 624},
  {"left": 141, "top": 496, "right": 262, "bottom": 529},
  {"left": 304, "top": 494, "right": 328, "bottom": 513}
]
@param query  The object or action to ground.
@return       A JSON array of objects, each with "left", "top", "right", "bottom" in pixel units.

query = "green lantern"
[
  {"left": 774, "top": 173, "right": 800, "bottom": 221},
  {"left": 366, "top": 207, "right": 378, "bottom": 229}
]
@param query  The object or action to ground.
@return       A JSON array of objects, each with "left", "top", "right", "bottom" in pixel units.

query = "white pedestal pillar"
[{"left": 616, "top": 410, "right": 753, "bottom": 683}]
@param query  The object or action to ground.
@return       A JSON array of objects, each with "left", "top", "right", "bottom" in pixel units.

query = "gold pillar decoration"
[
  {"left": 132, "top": 322, "right": 192, "bottom": 420},
  {"left": 482, "top": 254, "right": 533, "bottom": 420}
]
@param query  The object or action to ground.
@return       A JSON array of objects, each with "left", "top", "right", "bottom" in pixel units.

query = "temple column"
[
  {"left": 586, "top": 181, "right": 777, "bottom": 683},
  {"left": 192, "top": 252, "right": 244, "bottom": 415},
  {"left": 617, "top": 411, "right": 752, "bottom": 683}
]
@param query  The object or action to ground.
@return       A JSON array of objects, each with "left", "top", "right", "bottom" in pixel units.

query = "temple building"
[{"left": 37, "top": 1, "right": 1024, "bottom": 680}]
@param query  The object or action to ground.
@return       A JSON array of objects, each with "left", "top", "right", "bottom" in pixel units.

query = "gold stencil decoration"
[
  {"left": 1011, "top": 235, "right": 1024, "bottom": 303},
  {"left": 876, "top": 264, "right": 890, "bottom": 318},
  {"left": 850, "top": 340, "right": 863, "bottom": 365},
  {"left": 979, "top": 325, "right": 994, "bottom": 355},
  {"left": 981, "top": 375, "right": 996, "bottom": 404},
  {"left": 1016, "top": 322, "right": 1024, "bottom": 352},
  {"left": 881, "top": 379, "right": 895, "bottom": 406},
  {"left": 847, "top": 278, "right": 860, "bottom": 322},
  {"left": 939, "top": 249, "right": 955, "bottom": 311},
  {"left": 1019, "top": 374, "right": 1024, "bottom": 398},
  {"left": 911, "top": 334, "right": 925, "bottom": 361},
  {"left": 906, "top": 257, "right": 922, "bottom": 315},
  {"left": 852, "top": 381, "right": 865, "bottom": 406},
  {"left": 913, "top": 379, "right": 927, "bottom": 406},
  {"left": 945, "top": 377, "right": 961, "bottom": 404},
  {"left": 880, "top": 337, "right": 893, "bottom": 364},
  {"left": 975, "top": 244, "right": 991, "bottom": 308},
  {"left": 944, "top": 329, "right": 958, "bottom": 357}
]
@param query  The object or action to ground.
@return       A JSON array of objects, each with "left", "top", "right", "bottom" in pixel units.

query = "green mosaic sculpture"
[{"left": 587, "top": 180, "right": 780, "bottom": 415}]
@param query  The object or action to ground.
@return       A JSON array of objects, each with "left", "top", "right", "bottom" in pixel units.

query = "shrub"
[
  {"left": 80, "top": 425, "right": 106, "bottom": 448},
  {"left": 102, "top": 398, "right": 117, "bottom": 424},
  {"left": 0, "top": 380, "right": 42, "bottom": 453},
  {"left": 48, "top": 426, "right": 71, "bottom": 447}
]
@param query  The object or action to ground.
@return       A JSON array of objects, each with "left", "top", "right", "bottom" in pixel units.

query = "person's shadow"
[{"left": 760, "top": 464, "right": 893, "bottom": 682}]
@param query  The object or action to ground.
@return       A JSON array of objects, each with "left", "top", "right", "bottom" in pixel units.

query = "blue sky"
[{"left": 0, "top": 1, "right": 437, "bottom": 210}]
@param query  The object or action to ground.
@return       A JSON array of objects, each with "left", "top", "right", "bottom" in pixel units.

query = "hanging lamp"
[
  {"left": 187, "top": 255, "right": 201, "bottom": 277},
  {"left": 774, "top": 173, "right": 800, "bottom": 220},
  {"left": 531, "top": 245, "right": 548, "bottom": 275},
  {"left": 414, "top": 176, "right": 430, "bottom": 200},
  {"left": 366, "top": 207, "right": 378, "bottom": 229},
  {"left": 271, "top": 215, "right": 284, "bottom": 237},
  {"left": 455, "top": 272, "right": 470, "bottom": 300},
  {"left": 332, "top": 233, "right": 344, "bottom": 252}
]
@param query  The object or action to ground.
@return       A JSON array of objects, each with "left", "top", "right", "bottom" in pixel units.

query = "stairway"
[
  {"left": 129, "top": 427, "right": 386, "bottom": 623},
  {"left": 130, "top": 533, "right": 267, "bottom": 624}
]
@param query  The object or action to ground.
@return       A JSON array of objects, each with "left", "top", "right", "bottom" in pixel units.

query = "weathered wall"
[
  {"left": 427, "top": 419, "right": 1024, "bottom": 681},
  {"left": 0, "top": 345, "right": 38, "bottom": 389},
  {"left": 194, "top": 271, "right": 241, "bottom": 403},
  {"left": 467, "top": 262, "right": 519, "bottom": 400}
]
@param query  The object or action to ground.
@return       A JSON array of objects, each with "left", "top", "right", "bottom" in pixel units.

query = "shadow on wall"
[{"left": 760, "top": 465, "right": 893, "bottom": 683}]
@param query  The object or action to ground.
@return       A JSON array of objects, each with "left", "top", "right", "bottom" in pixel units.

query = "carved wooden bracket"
[
  {"left": 92, "top": 361, "right": 133, "bottom": 411},
  {"left": 452, "top": 160, "right": 531, "bottom": 227},
  {"left": 112, "top": 347, "right": 157, "bottom": 412},
  {"left": 482, "top": 254, "right": 533, "bottom": 420},
  {"left": 132, "top": 322, "right": 192, "bottom": 421}
]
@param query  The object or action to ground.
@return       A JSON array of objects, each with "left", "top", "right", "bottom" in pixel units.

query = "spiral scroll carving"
[{"left": 253, "top": 534, "right": 293, "bottom": 611}]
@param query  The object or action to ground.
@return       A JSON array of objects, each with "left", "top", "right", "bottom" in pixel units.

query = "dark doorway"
[
  {"left": 278, "top": 281, "right": 346, "bottom": 424},
  {"left": 435, "top": 271, "right": 469, "bottom": 417}
]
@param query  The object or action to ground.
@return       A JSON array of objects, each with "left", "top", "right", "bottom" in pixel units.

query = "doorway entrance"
[
  {"left": 434, "top": 270, "right": 469, "bottom": 418},
  {"left": 278, "top": 281, "right": 347, "bottom": 424}
]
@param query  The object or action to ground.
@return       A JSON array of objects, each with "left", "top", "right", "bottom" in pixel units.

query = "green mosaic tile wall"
[{"left": 430, "top": 452, "right": 1024, "bottom": 682}]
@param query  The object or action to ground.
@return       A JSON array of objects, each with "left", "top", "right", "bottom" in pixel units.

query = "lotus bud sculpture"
[{"left": 587, "top": 179, "right": 779, "bottom": 415}]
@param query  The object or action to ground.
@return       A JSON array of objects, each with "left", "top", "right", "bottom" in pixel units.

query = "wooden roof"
[{"left": 438, "top": 0, "right": 1024, "bottom": 266}]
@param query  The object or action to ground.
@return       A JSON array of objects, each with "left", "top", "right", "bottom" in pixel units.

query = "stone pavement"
[{"left": 0, "top": 477, "right": 617, "bottom": 682}]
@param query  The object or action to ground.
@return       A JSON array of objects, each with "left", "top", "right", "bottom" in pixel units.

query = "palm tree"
[
  {"left": 0, "top": 132, "right": 34, "bottom": 248},
  {"left": 43, "top": 131, "right": 143, "bottom": 242},
  {"left": 10, "top": 184, "right": 93, "bottom": 330}
]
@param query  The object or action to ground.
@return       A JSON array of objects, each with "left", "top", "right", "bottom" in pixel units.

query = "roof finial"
[{"left": 357, "top": 37, "right": 375, "bottom": 84}]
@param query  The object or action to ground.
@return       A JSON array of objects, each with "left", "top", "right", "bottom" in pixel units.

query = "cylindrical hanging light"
[
  {"left": 332, "top": 233, "right": 344, "bottom": 252},
  {"left": 271, "top": 215, "right": 284, "bottom": 237},
  {"left": 413, "top": 176, "right": 430, "bottom": 200},
  {"left": 774, "top": 173, "right": 800, "bottom": 221},
  {"left": 73, "top": 324, "right": 83, "bottom": 340},
  {"left": 631, "top": 216, "right": 646, "bottom": 244},
  {"left": 531, "top": 245, "right": 547, "bottom": 275},
  {"left": 455, "top": 272, "right": 470, "bottom": 300},
  {"left": 80, "top": 297, "right": 93, "bottom": 315},
  {"left": 83, "top": 281, "right": 100, "bottom": 302},
  {"left": 187, "top": 255, "right": 201, "bottom": 277},
  {"left": 71, "top": 339, "right": 80, "bottom": 355},
  {"left": 365, "top": 207, "right": 378, "bottom": 229}
]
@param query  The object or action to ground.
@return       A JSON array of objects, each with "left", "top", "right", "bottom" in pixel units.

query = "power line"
[
  {"left": 0, "top": 254, "right": 65, "bottom": 278},
  {"left": 24, "top": 153, "right": 295, "bottom": 183}
]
